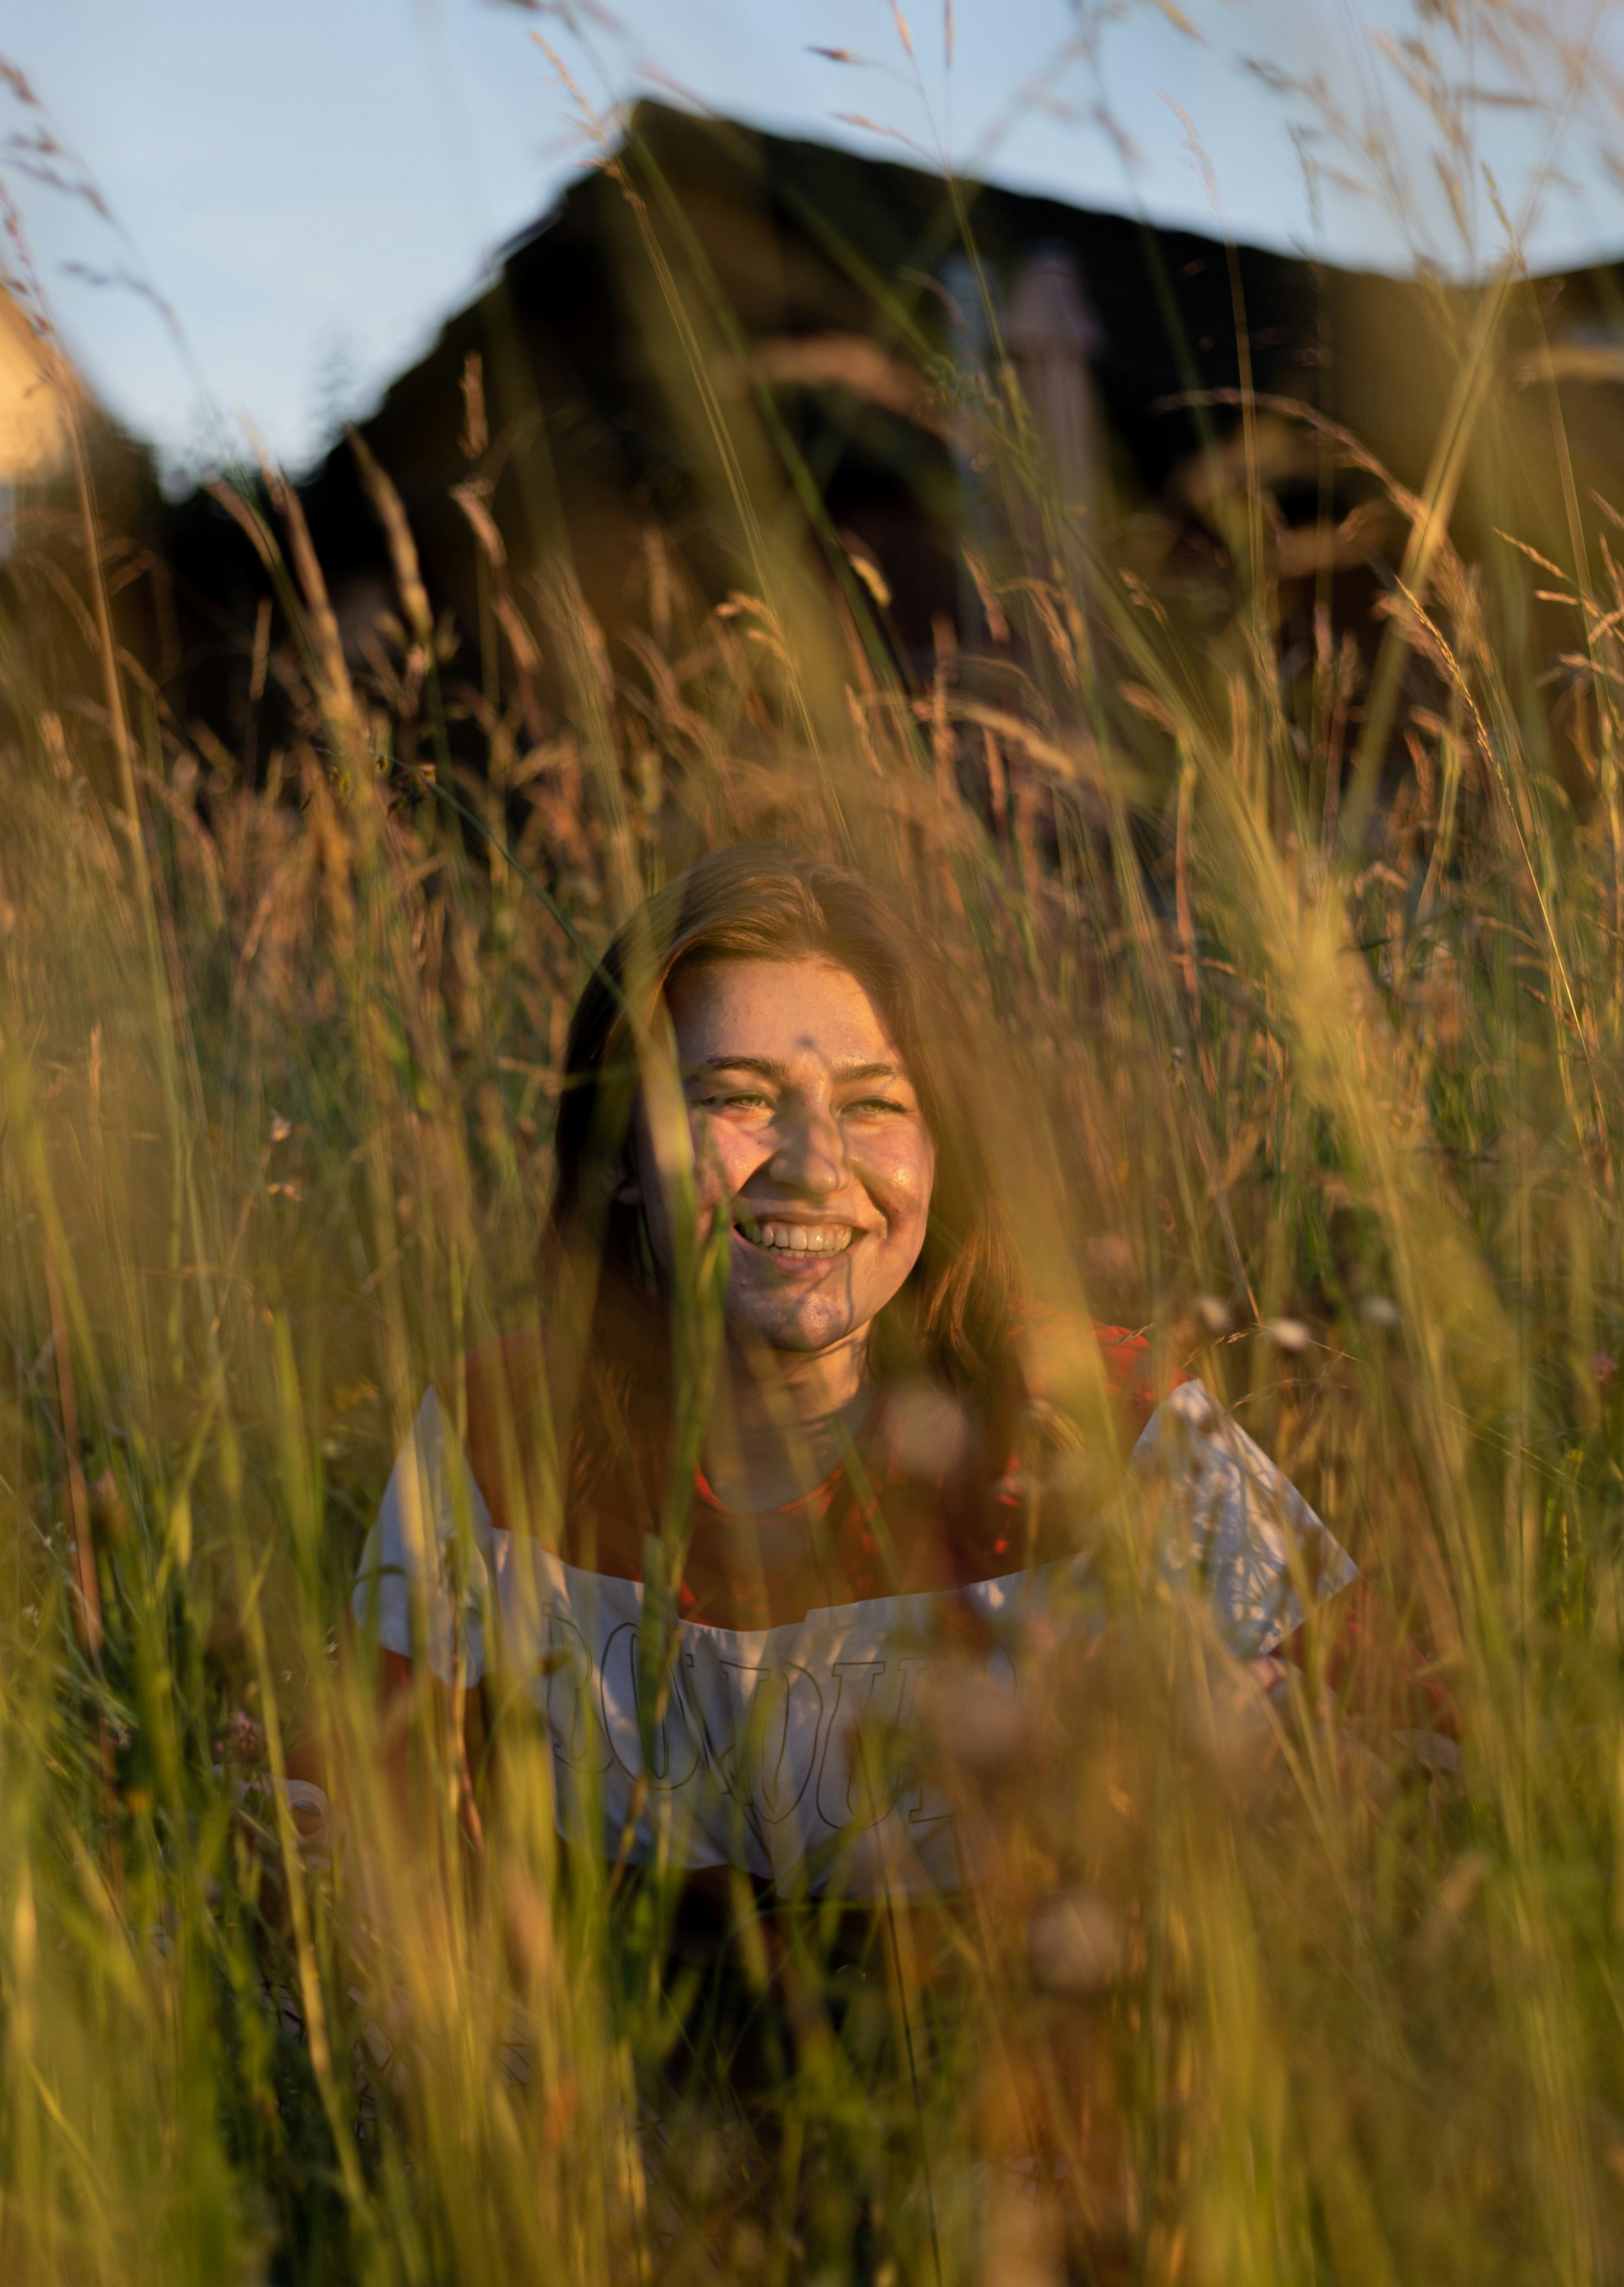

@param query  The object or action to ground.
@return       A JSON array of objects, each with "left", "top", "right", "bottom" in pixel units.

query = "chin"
[{"left": 734, "top": 1301, "right": 861, "bottom": 1353}]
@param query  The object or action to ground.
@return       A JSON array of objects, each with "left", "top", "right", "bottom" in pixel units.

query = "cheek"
[
  {"left": 635, "top": 1116, "right": 754, "bottom": 1258},
  {"left": 690, "top": 1112, "right": 767, "bottom": 1203},
  {"left": 858, "top": 1132, "right": 936, "bottom": 1238}
]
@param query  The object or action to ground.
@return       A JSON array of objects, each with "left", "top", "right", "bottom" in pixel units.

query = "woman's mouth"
[{"left": 735, "top": 1217, "right": 856, "bottom": 1259}]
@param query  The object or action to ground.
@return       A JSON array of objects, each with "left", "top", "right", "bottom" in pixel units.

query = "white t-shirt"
[{"left": 351, "top": 1368, "right": 1353, "bottom": 1896}]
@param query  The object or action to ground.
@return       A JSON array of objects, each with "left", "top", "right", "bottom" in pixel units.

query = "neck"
[{"left": 702, "top": 1330, "right": 874, "bottom": 1511}]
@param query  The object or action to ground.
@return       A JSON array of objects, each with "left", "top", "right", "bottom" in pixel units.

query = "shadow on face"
[{"left": 623, "top": 956, "right": 937, "bottom": 1358}]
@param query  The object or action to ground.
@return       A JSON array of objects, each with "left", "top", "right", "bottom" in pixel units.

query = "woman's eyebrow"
[
  {"left": 685, "top": 1055, "right": 903, "bottom": 1083},
  {"left": 689, "top": 1054, "right": 789, "bottom": 1080}
]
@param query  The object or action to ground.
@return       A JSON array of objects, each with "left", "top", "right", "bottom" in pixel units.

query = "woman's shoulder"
[
  {"left": 1089, "top": 1320, "right": 1154, "bottom": 1392},
  {"left": 1014, "top": 1314, "right": 1185, "bottom": 1444},
  {"left": 434, "top": 1331, "right": 552, "bottom": 1536},
  {"left": 439, "top": 1329, "right": 549, "bottom": 1416}
]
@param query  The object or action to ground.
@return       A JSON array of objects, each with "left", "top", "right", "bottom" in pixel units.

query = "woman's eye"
[{"left": 843, "top": 1096, "right": 905, "bottom": 1117}]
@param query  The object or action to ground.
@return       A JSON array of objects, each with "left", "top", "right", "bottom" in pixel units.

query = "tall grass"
[{"left": 6, "top": 27, "right": 1624, "bottom": 2281}]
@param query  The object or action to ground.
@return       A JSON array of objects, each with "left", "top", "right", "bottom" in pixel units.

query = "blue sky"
[{"left": 5, "top": 0, "right": 1624, "bottom": 479}]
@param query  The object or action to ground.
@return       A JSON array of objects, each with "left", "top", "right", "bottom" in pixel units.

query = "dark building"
[{"left": 148, "top": 100, "right": 1624, "bottom": 791}]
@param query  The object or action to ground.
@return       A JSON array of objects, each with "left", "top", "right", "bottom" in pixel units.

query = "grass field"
[{"left": 6, "top": 33, "right": 1624, "bottom": 2281}]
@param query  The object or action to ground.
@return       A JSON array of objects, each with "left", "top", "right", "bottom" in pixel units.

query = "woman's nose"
[{"left": 768, "top": 1104, "right": 846, "bottom": 1195}]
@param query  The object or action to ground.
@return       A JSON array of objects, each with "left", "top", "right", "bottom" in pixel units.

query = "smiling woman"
[
  {"left": 351, "top": 844, "right": 1363, "bottom": 1897},
  {"left": 630, "top": 956, "right": 939, "bottom": 1443}
]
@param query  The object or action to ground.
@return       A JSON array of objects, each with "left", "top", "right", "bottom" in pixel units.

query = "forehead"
[{"left": 666, "top": 957, "right": 904, "bottom": 1067}]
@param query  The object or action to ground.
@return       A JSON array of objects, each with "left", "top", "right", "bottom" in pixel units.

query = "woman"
[{"left": 352, "top": 844, "right": 1365, "bottom": 1898}]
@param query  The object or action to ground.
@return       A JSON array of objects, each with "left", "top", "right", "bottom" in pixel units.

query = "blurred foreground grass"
[{"left": 7, "top": 113, "right": 1624, "bottom": 2287}]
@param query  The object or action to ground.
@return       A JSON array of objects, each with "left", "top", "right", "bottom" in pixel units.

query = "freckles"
[
  {"left": 687, "top": 1118, "right": 734, "bottom": 1209},
  {"left": 856, "top": 1132, "right": 934, "bottom": 1216},
  {"left": 694, "top": 1114, "right": 768, "bottom": 1200}
]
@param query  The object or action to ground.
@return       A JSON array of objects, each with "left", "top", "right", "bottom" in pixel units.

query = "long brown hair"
[{"left": 545, "top": 844, "right": 1020, "bottom": 1531}]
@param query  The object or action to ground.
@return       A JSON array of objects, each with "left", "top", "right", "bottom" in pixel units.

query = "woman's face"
[{"left": 628, "top": 956, "right": 937, "bottom": 1357}]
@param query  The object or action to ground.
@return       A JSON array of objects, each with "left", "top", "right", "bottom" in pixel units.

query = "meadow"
[{"left": 4, "top": 38, "right": 1624, "bottom": 2283}]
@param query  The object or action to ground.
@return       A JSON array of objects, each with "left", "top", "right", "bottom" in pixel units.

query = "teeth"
[{"left": 743, "top": 1220, "right": 853, "bottom": 1256}]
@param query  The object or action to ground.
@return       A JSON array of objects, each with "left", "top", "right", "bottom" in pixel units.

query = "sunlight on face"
[{"left": 631, "top": 957, "right": 936, "bottom": 1357}]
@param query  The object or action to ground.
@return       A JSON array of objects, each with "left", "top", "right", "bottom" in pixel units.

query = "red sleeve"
[
  {"left": 1275, "top": 1578, "right": 1458, "bottom": 1738},
  {"left": 1089, "top": 1321, "right": 1188, "bottom": 1444}
]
